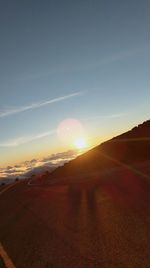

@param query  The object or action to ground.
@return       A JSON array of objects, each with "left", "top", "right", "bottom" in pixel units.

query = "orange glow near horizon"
[
  {"left": 0, "top": 120, "right": 106, "bottom": 169},
  {"left": 0, "top": 136, "right": 100, "bottom": 168}
]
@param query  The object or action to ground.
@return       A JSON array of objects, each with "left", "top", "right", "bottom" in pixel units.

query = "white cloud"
[
  {"left": 0, "top": 91, "right": 83, "bottom": 118},
  {"left": 0, "top": 150, "right": 78, "bottom": 181}
]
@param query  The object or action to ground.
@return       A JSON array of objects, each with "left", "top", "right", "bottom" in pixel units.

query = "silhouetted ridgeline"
[{"left": 51, "top": 120, "right": 150, "bottom": 178}]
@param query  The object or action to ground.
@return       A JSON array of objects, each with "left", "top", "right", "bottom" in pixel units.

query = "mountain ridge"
[{"left": 50, "top": 119, "right": 150, "bottom": 178}]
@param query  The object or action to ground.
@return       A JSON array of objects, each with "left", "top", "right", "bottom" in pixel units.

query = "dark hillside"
[{"left": 51, "top": 120, "right": 150, "bottom": 178}]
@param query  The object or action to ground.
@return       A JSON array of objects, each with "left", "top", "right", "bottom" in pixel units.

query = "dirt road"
[{"left": 0, "top": 166, "right": 150, "bottom": 268}]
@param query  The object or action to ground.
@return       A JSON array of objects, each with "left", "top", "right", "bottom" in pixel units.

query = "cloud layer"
[{"left": 0, "top": 150, "right": 79, "bottom": 182}]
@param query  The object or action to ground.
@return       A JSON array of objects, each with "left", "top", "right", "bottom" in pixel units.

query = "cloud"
[
  {"left": 85, "top": 113, "right": 126, "bottom": 122},
  {"left": 41, "top": 150, "right": 77, "bottom": 162},
  {"left": 0, "top": 129, "right": 55, "bottom": 147},
  {"left": 6, "top": 166, "right": 13, "bottom": 170},
  {"left": 0, "top": 150, "right": 78, "bottom": 182},
  {"left": 3, "top": 169, "right": 23, "bottom": 174},
  {"left": 79, "top": 44, "right": 150, "bottom": 71},
  {"left": 0, "top": 91, "right": 83, "bottom": 118},
  {"left": 17, "top": 44, "right": 150, "bottom": 81}
]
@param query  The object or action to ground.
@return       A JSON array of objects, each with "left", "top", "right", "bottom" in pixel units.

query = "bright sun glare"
[
  {"left": 74, "top": 138, "right": 87, "bottom": 150},
  {"left": 57, "top": 118, "right": 88, "bottom": 150}
]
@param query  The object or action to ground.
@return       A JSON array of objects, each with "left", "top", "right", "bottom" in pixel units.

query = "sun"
[
  {"left": 57, "top": 118, "right": 88, "bottom": 150},
  {"left": 74, "top": 137, "right": 87, "bottom": 150}
]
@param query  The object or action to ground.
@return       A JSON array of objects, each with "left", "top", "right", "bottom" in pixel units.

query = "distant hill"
[{"left": 50, "top": 120, "right": 150, "bottom": 178}]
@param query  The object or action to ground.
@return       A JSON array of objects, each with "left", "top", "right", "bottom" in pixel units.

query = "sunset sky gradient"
[{"left": 0, "top": 0, "right": 150, "bottom": 171}]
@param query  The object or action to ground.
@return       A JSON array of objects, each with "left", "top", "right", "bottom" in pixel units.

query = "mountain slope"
[{"left": 51, "top": 120, "right": 150, "bottom": 178}]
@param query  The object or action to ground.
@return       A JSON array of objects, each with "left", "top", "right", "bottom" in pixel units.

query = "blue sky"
[{"left": 0, "top": 0, "right": 150, "bottom": 167}]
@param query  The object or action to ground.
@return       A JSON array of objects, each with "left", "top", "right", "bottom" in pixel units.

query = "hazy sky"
[{"left": 0, "top": 0, "right": 150, "bottom": 167}]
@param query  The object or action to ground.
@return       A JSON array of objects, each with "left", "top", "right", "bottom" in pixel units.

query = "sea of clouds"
[{"left": 0, "top": 150, "right": 79, "bottom": 184}]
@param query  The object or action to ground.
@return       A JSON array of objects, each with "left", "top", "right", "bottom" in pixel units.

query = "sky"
[{"left": 0, "top": 0, "right": 150, "bottom": 174}]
